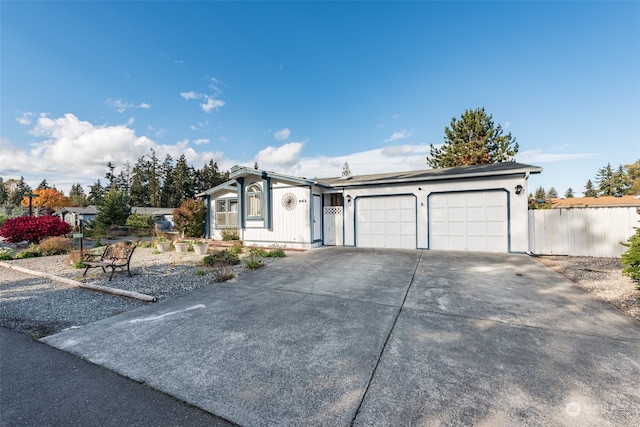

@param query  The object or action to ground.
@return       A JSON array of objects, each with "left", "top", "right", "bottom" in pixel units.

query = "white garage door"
[
  {"left": 356, "top": 196, "right": 416, "bottom": 249},
  {"left": 429, "top": 191, "right": 508, "bottom": 252}
]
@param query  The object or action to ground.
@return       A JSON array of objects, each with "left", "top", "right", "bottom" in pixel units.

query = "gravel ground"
[
  {"left": 535, "top": 255, "right": 640, "bottom": 321},
  {"left": 0, "top": 246, "right": 284, "bottom": 338},
  {"left": 2, "top": 248, "right": 638, "bottom": 338}
]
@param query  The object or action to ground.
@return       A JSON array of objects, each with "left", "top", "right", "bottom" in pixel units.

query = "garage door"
[
  {"left": 356, "top": 196, "right": 416, "bottom": 249},
  {"left": 429, "top": 191, "right": 508, "bottom": 252}
]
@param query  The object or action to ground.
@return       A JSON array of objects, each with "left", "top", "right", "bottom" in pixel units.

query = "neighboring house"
[
  {"left": 54, "top": 206, "right": 175, "bottom": 229},
  {"left": 197, "top": 162, "right": 542, "bottom": 253},
  {"left": 54, "top": 206, "right": 98, "bottom": 227},
  {"left": 131, "top": 207, "right": 175, "bottom": 229},
  {"left": 547, "top": 195, "right": 640, "bottom": 209}
]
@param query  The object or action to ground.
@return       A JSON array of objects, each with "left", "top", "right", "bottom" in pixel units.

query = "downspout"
[
  {"left": 236, "top": 177, "right": 245, "bottom": 229},
  {"left": 262, "top": 173, "right": 272, "bottom": 230},
  {"left": 204, "top": 195, "right": 211, "bottom": 238}
]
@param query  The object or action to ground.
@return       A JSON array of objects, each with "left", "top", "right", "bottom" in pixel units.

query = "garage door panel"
[
  {"left": 357, "top": 196, "right": 416, "bottom": 249},
  {"left": 429, "top": 191, "right": 508, "bottom": 252}
]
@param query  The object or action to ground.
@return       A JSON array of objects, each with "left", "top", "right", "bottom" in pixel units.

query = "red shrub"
[{"left": 0, "top": 215, "right": 71, "bottom": 243}]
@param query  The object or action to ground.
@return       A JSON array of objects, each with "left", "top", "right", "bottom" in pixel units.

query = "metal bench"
[{"left": 83, "top": 242, "right": 136, "bottom": 281}]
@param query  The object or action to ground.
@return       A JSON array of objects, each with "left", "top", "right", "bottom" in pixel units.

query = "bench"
[{"left": 83, "top": 242, "right": 136, "bottom": 281}]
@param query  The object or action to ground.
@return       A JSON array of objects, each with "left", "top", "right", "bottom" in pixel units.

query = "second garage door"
[
  {"left": 356, "top": 196, "right": 416, "bottom": 249},
  {"left": 429, "top": 191, "right": 509, "bottom": 252}
]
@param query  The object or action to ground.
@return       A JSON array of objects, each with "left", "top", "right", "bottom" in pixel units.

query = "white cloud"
[
  {"left": 381, "top": 144, "right": 429, "bottom": 156},
  {"left": 516, "top": 150, "right": 598, "bottom": 163},
  {"left": 180, "top": 91, "right": 201, "bottom": 100},
  {"left": 256, "top": 142, "right": 304, "bottom": 168},
  {"left": 273, "top": 128, "right": 291, "bottom": 141},
  {"left": 0, "top": 113, "right": 225, "bottom": 192},
  {"left": 16, "top": 112, "right": 34, "bottom": 125},
  {"left": 105, "top": 98, "right": 151, "bottom": 113},
  {"left": 384, "top": 129, "right": 412, "bottom": 143},
  {"left": 193, "top": 138, "right": 209, "bottom": 145},
  {"left": 201, "top": 97, "right": 225, "bottom": 113}
]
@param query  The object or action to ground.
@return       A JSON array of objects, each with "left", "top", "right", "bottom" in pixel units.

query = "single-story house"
[
  {"left": 54, "top": 206, "right": 99, "bottom": 227},
  {"left": 197, "top": 162, "right": 542, "bottom": 253},
  {"left": 54, "top": 206, "right": 175, "bottom": 229}
]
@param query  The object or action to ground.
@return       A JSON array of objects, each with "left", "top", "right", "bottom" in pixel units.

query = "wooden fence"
[{"left": 528, "top": 207, "right": 639, "bottom": 257}]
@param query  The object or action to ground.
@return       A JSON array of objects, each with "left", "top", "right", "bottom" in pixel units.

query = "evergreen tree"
[
  {"left": 95, "top": 188, "right": 131, "bottom": 228},
  {"left": 87, "top": 179, "right": 106, "bottom": 205},
  {"left": 69, "top": 183, "right": 88, "bottom": 207},
  {"left": 427, "top": 107, "right": 518, "bottom": 168},
  {"left": 147, "top": 149, "right": 161, "bottom": 207},
  {"left": 547, "top": 187, "right": 558, "bottom": 198},
  {"left": 564, "top": 187, "right": 574, "bottom": 198},
  {"left": 105, "top": 161, "right": 117, "bottom": 189},
  {"left": 6, "top": 177, "right": 31, "bottom": 206},
  {"left": 37, "top": 179, "right": 50, "bottom": 190},
  {"left": 195, "top": 160, "right": 226, "bottom": 194},
  {"left": 0, "top": 177, "right": 7, "bottom": 205},
  {"left": 612, "top": 164, "right": 630, "bottom": 195},
  {"left": 129, "top": 156, "right": 149, "bottom": 206},
  {"left": 584, "top": 179, "right": 598, "bottom": 197},
  {"left": 160, "top": 155, "right": 176, "bottom": 208},
  {"left": 342, "top": 162, "right": 352, "bottom": 177},
  {"left": 625, "top": 160, "right": 640, "bottom": 195},
  {"left": 595, "top": 163, "right": 615, "bottom": 196},
  {"left": 116, "top": 160, "right": 133, "bottom": 194},
  {"left": 534, "top": 186, "right": 546, "bottom": 200},
  {"left": 173, "top": 154, "right": 195, "bottom": 204}
]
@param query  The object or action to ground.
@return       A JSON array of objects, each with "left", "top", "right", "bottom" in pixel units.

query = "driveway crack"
[{"left": 350, "top": 250, "right": 423, "bottom": 426}]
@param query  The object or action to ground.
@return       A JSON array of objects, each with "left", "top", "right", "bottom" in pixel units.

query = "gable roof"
[
  {"left": 319, "top": 162, "right": 542, "bottom": 187},
  {"left": 548, "top": 195, "right": 640, "bottom": 208}
]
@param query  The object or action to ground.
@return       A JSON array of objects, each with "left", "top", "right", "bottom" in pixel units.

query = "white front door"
[
  {"left": 312, "top": 194, "right": 322, "bottom": 241},
  {"left": 429, "top": 191, "right": 509, "bottom": 252},
  {"left": 356, "top": 196, "right": 416, "bottom": 249}
]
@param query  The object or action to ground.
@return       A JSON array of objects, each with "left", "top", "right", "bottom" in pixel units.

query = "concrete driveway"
[{"left": 43, "top": 248, "right": 640, "bottom": 426}]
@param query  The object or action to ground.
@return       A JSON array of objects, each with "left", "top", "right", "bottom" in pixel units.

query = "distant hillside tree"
[
  {"left": 427, "top": 107, "right": 518, "bottom": 168},
  {"left": 342, "top": 162, "right": 352, "bottom": 177},
  {"left": 564, "top": 188, "right": 574, "bottom": 198}
]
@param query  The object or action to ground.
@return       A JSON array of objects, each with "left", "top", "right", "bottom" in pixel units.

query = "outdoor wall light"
[
  {"left": 346, "top": 195, "right": 352, "bottom": 203},
  {"left": 515, "top": 184, "right": 523, "bottom": 195}
]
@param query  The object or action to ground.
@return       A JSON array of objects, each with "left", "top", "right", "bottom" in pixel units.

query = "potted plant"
[
  {"left": 174, "top": 240, "right": 190, "bottom": 253},
  {"left": 155, "top": 237, "right": 172, "bottom": 252},
  {"left": 191, "top": 239, "right": 209, "bottom": 255}
]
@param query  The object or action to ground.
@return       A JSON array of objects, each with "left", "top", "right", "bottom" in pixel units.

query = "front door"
[{"left": 312, "top": 194, "right": 322, "bottom": 241}]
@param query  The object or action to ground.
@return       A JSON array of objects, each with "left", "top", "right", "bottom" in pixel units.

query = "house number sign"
[{"left": 282, "top": 193, "right": 298, "bottom": 210}]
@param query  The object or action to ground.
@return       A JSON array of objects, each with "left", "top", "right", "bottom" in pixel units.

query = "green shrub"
[
  {"left": 213, "top": 265, "right": 235, "bottom": 282},
  {"left": 266, "top": 245, "right": 286, "bottom": 258},
  {"left": 0, "top": 247, "right": 14, "bottom": 260},
  {"left": 201, "top": 250, "right": 240, "bottom": 267},
  {"left": 228, "top": 242, "right": 243, "bottom": 255},
  {"left": 38, "top": 236, "right": 73, "bottom": 256},
  {"left": 221, "top": 229, "right": 240, "bottom": 241},
  {"left": 15, "top": 244, "right": 42, "bottom": 259},
  {"left": 244, "top": 248, "right": 265, "bottom": 270},
  {"left": 621, "top": 226, "right": 640, "bottom": 290},
  {"left": 126, "top": 213, "right": 156, "bottom": 230}
]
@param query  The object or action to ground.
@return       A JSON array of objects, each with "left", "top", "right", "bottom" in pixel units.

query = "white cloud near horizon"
[
  {"left": 516, "top": 150, "right": 598, "bottom": 163},
  {"left": 255, "top": 142, "right": 305, "bottom": 168},
  {"left": 16, "top": 112, "right": 34, "bottom": 125},
  {"left": 105, "top": 98, "right": 151, "bottom": 113},
  {"left": 384, "top": 129, "right": 412, "bottom": 143},
  {"left": 273, "top": 128, "right": 291, "bottom": 141},
  {"left": 0, "top": 113, "right": 224, "bottom": 192}
]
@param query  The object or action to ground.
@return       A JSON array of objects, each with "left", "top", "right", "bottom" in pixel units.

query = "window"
[
  {"left": 247, "top": 184, "right": 262, "bottom": 217},
  {"left": 215, "top": 199, "right": 237, "bottom": 228}
]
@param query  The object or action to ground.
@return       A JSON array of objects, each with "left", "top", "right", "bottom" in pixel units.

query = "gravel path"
[
  {"left": 0, "top": 247, "right": 282, "bottom": 338},
  {"left": 535, "top": 255, "right": 640, "bottom": 321}
]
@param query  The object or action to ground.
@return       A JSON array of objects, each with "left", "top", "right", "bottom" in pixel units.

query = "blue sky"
[{"left": 1, "top": 1, "right": 639, "bottom": 196}]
